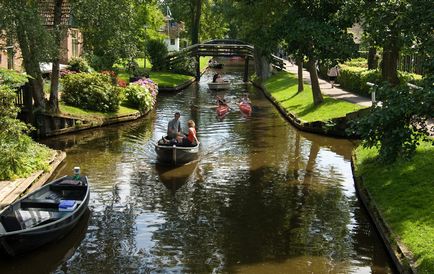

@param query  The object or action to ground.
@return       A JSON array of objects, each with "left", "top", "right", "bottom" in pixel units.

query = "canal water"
[{"left": 0, "top": 66, "right": 395, "bottom": 273}]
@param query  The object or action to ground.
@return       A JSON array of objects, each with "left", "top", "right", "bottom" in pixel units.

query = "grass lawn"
[
  {"left": 200, "top": 56, "right": 212, "bottom": 69},
  {"left": 264, "top": 71, "right": 364, "bottom": 122},
  {"left": 354, "top": 142, "right": 434, "bottom": 274},
  {"left": 60, "top": 102, "right": 139, "bottom": 119},
  {"left": 149, "top": 72, "right": 193, "bottom": 88}
]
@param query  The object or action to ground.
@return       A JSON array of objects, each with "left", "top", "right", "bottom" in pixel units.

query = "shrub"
[
  {"left": 123, "top": 83, "right": 154, "bottom": 113},
  {"left": 0, "top": 68, "right": 29, "bottom": 87},
  {"left": 350, "top": 83, "right": 434, "bottom": 163},
  {"left": 68, "top": 57, "right": 92, "bottom": 73},
  {"left": 338, "top": 65, "right": 381, "bottom": 97},
  {"left": 0, "top": 85, "right": 50, "bottom": 180},
  {"left": 171, "top": 55, "right": 197, "bottom": 76},
  {"left": 62, "top": 72, "right": 121, "bottom": 112},
  {"left": 146, "top": 39, "right": 168, "bottom": 71}
]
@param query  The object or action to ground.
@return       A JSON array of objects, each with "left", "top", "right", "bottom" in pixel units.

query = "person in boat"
[
  {"left": 240, "top": 93, "right": 251, "bottom": 104},
  {"left": 213, "top": 73, "right": 225, "bottom": 84},
  {"left": 167, "top": 112, "right": 181, "bottom": 139},
  {"left": 181, "top": 120, "right": 199, "bottom": 146},
  {"left": 216, "top": 95, "right": 228, "bottom": 106}
]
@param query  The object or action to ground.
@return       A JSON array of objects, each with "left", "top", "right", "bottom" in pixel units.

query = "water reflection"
[{"left": 30, "top": 66, "right": 396, "bottom": 273}]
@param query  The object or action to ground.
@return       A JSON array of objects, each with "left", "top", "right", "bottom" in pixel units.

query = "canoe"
[
  {"left": 239, "top": 102, "right": 252, "bottom": 114},
  {"left": 217, "top": 105, "right": 230, "bottom": 116},
  {"left": 0, "top": 175, "right": 90, "bottom": 256},
  {"left": 208, "top": 63, "right": 223, "bottom": 69},
  {"left": 155, "top": 142, "right": 200, "bottom": 165},
  {"left": 208, "top": 82, "right": 230, "bottom": 90}
]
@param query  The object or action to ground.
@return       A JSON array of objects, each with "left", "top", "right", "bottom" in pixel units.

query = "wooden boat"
[
  {"left": 155, "top": 141, "right": 200, "bottom": 165},
  {"left": 208, "top": 63, "right": 223, "bottom": 69},
  {"left": 0, "top": 175, "right": 90, "bottom": 256},
  {"left": 216, "top": 105, "right": 230, "bottom": 116},
  {"left": 239, "top": 102, "right": 252, "bottom": 114},
  {"left": 208, "top": 81, "right": 230, "bottom": 90}
]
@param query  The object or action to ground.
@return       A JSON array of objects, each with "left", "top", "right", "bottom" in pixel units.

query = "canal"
[{"left": 0, "top": 66, "right": 395, "bottom": 273}]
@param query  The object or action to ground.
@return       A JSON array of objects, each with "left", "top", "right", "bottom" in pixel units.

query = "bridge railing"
[{"left": 166, "top": 42, "right": 285, "bottom": 72}]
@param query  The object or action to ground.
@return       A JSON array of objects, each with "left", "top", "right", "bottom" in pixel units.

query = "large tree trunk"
[
  {"left": 191, "top": 0, "right": 202, "bottom": 44},
  {"left": 381, "top": 43, "right": 400, "bottom": 86},
  {"left": 367, "top": 47, "right": 378, "bottom": 70},
  {"left": 15, "top": 24, "right": 46, "bottom": 109},
  {"left": 49, "top": 0, "right": 64, "bottom": 113},
  {"left": 253, "top": 48, "right": 271, "bottom": 80},
  {"left": 296, "top": 57, "right": 304, "bottom": 93},
  {"left": 306, "top": 59, "right": 323, "bottom": 105}
]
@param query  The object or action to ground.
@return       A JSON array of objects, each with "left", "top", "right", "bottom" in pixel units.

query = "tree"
[
  {"left": 72, "top": 0, "right": 153, "bottom": 70},
  {"left": 233, "top": 0, "right": 287, "bottom": 80},
  {"left": 361, "top": 0, "right": 434, "bottom": 86},
  {"left": 0, "top": 0, "right": 54, "bottom": 110},
  {"left": 49, "top": 0, "right": 66, "bottom": 113},
  {"left": 280, "top": 0, "right": 358, "bottom": 105}
]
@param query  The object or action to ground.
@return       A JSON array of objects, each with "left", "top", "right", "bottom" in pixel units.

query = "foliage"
[
  {"left": 354, "top": 142, "right": 434, "bottom": 274},
  {"left": 68, "top": 57, "right": 92, "bottom": 73},
  {"left": 72, "top": 0, "right": 164, "bottom": 70},
  {"left": 62, "top": 72, "right": 122, "bottom": 113},
  {"left": 264, "top": 72, "right": 364, "bottom": 122},
  {"left": 0, "top": 68, "right": 29, "bottom": 87},
  {"left": 170, "top": 55, "right": 197, "bottom": 76},
  {"left": 146, "top": 39, "right": 168, "bottom": 71},
  {"left": 351, "top": 83, "right": 433, "bottom": 163},
  {"left": 0, "top": 85, "right": 51, "bottom": 180}
]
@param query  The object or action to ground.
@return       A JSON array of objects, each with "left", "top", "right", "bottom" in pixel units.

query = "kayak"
[
  {"left": 216, "top": 105, "right": 230, "bottom": 116},
  {"left": 239, "top": 102, "right": 252, "bottom": 114}
]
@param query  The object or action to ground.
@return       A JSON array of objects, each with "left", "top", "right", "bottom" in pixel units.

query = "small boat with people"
[
  {"left": 216, "top": 104, "right": 230, "bottom": 117},
  {"left": 0, "top": 168, "right": 90, "bottom": 256},
  {"left": 208, "top": 81, "right": 230, "bottom": 90},
  {"left": 208, "top": 73, "right": 230, "bottom": 90},
  {"left": 155, "top": 140, "right": 200, "bottom": 165}
]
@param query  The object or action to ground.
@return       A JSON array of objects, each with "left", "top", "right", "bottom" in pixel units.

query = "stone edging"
[
  {"left": 252, "top": 81, "right": 368, "bottom": 139},
  {"left": 351, "top": 152, "right": 417, "bottom": 274},
  {"left": 0, "top": 150, "right": 66, "bottom": 209},
  {"left": 37, "top": 110, "right": 148, "bottom": 137}
]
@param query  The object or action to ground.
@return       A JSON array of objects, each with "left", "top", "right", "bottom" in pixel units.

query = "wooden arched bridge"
[{"left": 166, "top": 39, "right": 285, "bottom": 81}]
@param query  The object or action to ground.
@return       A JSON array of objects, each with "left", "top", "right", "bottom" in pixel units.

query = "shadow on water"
[
  {"left": 155, "top": 161, "right": 199, "bottom": 193},
  {"left": 0, "top": 209, "right": 90, "bottom": 274}
]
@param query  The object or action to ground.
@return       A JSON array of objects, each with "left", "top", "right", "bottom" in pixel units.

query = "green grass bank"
[
  {"left": 353, "top": 142, "right": 434, "bottom": 274},
  {"left": 263, "top": 71, "right": 364, "bottom": 123},
  {"left": 59, "top": 103, "right": 139, "bottom": 119}
]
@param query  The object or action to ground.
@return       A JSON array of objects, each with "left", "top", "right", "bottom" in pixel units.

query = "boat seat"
[
  {"left": 21, "top": 199, "right": 60, "bottom": 209},
  {"left": 49, "top": 184, "right": 87, "bottom": 191},
  {"left": 1, "top": 209, "right": 67, "bottom": 232}
]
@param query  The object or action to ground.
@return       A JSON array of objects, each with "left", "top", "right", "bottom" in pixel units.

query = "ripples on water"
[{"left": 0, "top": 65, "right": 395, "bottom": 273}]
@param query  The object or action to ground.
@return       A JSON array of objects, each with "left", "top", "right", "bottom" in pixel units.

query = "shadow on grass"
[{"left": 296, "top": 98, "right": 343, "bottom": 118}]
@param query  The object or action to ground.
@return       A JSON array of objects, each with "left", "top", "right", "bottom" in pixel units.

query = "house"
[
  {"left": 159, "top": 17, "right": 185, "bottom": 52},
  {"left": 0, "top": 0, "right": 83, "bottom": 71}
]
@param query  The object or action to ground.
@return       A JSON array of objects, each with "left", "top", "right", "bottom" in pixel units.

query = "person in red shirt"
[{"left": 183, "top": 120, "right": 199, "bottom": 146}]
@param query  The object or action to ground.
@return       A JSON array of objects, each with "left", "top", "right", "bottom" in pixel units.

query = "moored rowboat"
[{"left": 0, "top": 175, "right": 90, "bottom": 256}]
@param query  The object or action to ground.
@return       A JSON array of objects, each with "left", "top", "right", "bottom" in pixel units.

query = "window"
[
  {"left": 170, "top": 39, "right": 176, "bottom": 45},
  {"left": 71, "top": 30, "right": 79, "bottom": 57}
]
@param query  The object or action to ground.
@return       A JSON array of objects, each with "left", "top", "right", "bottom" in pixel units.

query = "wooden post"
[
  {"left": 243, "top": 57, "right": 249, "bottom": 82},
  {"left": 196, "top": 55, "right": 201, "bottom": 80}
]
